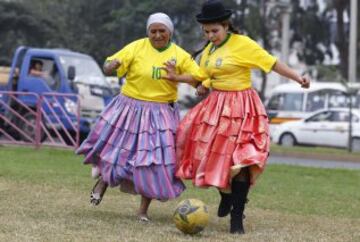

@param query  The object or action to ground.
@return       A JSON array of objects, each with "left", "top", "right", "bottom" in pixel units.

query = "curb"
[{"left": 270, "top": 151, "right": 360, "bottom": 163}]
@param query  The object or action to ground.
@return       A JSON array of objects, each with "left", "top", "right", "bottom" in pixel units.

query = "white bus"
[{"left": 265, "top": 82, "right": 360, "bottom": 135}]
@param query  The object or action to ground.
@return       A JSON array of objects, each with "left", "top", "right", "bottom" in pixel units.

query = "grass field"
[
  {"left": 0, "top": 146, "right": 359, "bottom": 242},
  {"left": 270, "top": 144, "right": 360, "bottom": 162}
]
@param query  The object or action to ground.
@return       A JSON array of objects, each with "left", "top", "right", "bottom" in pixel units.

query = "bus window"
[
  {"left": 306, "top": 90, "right": 326, "bottom": 112},
  {"left": 267, "top": 94, "right": 281, "bottom": 110},
  {"left": 328, "top": 90, "right": 347, "bottom": 108},
  {"left": 352, "top": 95, "right": 360, "bottom": 109},
  {"left": 267, "top": 93, "right": 303, "bottom": 111}
]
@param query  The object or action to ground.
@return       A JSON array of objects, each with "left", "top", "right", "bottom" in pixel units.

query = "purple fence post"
[
  {"left": 76, "top": 97, "right": 80, "bottom": 148},
  {"left": 34, "top": 95, "right": 42, "bottom": 149}
]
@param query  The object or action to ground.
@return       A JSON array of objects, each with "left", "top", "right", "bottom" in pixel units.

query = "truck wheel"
[
  {"left": 352, "top": 138, "right": 360, "bottom": 152},
  {"left": 20, "top": 112, "right": 46, "bottom": 142},
  {"left": 280, "top": 133, "right": 297, "bottom": 147},
  {"left": 4, "top": 113, "right": 22, "bottom": 140}
]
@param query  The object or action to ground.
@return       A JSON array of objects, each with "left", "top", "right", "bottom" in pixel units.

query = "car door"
[
  {"left": 298, "top": 111, "right": 333, "bottom": 145},
  {"left": 313, "top": 111, "right": 349, "bottom": 147}
]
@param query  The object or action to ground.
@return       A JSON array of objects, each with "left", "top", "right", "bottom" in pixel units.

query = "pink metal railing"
[
  {"left": 0, "top": 91, "right": 41, "bottom": 147},
  {"left": 0, "top": 91, "right": 80, "bottom": 149}
]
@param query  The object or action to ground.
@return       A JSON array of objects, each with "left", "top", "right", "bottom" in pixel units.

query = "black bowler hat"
[{"left": 196, "top": 0, "right": 232, "bottom": 23}]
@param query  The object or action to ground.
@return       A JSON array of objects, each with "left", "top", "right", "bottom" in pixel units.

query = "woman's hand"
[
  {"left": 298, "top": 75, "right": 310, "bottom": 89},
  {"left": 162, "top": 60, "right": 178, "bottom": 82},
  {"left": 272, "top": 61, "right": 311, "bottom": 89},
  {"left": 103, "top": 59, "right": 121, "bottom": 75},
  {"left": 110, "top": 59, "right": 121, "bottom": 69},
  {"left": 162, "top": 61, "right": 200, "bottom": 85},
  {"left": 196, "top": 84, "right": 209, "bottom": 96}
]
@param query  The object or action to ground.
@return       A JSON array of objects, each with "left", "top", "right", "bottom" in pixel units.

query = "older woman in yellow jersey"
[
  {"left": 76, "top": 12, "right": 206, "bottom": 222},
  {"left": 173, "top": 0, "right": 310, "bottom": 234}
]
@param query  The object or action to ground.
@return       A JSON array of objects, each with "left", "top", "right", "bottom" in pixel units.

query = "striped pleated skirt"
[{"left": 76, "top": 94, "right": 185, "bottom": 201}]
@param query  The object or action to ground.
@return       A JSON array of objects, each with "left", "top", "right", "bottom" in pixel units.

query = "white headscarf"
[{"left": 146, "top": 12, "right": 174, "bottom": 35}]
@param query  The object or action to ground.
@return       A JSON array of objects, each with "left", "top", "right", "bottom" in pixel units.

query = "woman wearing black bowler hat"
[{"left": 174, "top": 0, "right": 311, "bottom": 234}]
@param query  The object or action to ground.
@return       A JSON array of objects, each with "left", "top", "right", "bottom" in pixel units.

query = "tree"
[
  {"left": 0, "top": 1, "right": 59, "bottom": 65},
  {"left": 291, "top": 0, "right": 327, "bottom": 66},
  {"left": 333, "top": 0, "right": 350, "bottom": 79},
  {"left": 1, "top": 0, "right": 357, "bottom": 84}
]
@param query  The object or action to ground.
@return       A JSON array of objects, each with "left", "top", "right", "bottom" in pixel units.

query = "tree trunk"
[
  {"left": 259, "top": 0, "right": 268, "bottom": 101},
  {"left": 334, "top": 0, "right": 350, "bottom": 79}
]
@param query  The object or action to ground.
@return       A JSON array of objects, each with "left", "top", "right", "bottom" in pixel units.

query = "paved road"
[{"left": 268, "top": 155, "right": 360, "bottom": 170}]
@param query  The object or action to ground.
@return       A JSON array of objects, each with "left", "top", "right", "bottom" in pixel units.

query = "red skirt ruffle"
[{"left": 176, "top": 89, "right": 270, "bottom": 190}]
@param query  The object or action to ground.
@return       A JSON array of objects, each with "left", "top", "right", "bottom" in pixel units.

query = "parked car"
[
  {"left": 272, "top": 108, "right": 360, "bottom": 151},
  {"left": 265, "top": 82, "right": 360, "bottom": 138}
]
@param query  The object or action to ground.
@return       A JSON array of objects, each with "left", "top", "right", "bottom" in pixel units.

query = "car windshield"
[{"left": 59, "top": 55, "right": 108, "bottom": 87}]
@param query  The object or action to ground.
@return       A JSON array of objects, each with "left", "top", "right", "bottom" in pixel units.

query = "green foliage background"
[{"left": 0, "top": 0, "right": 359, "bottom": 81}]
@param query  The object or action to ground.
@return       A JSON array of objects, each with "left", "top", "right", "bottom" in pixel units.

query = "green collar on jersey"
[
  {"left": 155, "top": 42, "right": 172, "bottom": 52},
  {"left": 209, "top": 33, "right": 231, "bottom": 54}
]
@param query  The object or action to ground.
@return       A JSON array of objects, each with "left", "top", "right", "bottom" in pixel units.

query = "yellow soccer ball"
[{"left": 173, "top": 198, "right": 209, "bottom": 235}]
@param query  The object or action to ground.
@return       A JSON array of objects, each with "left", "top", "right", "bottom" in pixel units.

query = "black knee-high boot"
[
  {"left": 217, "top": 191, "right": 232, "bottom": 217},
  {"left": 230, "top": 180, "right": 250, "bottom": 234}
]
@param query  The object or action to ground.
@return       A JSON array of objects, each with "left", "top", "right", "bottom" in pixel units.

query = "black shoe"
[
  {"left": 229, "top": 180, "right": 250, "bottom": 234},
  {"left": 217, "top": 192, "right": 232, "bottom": 217},
  {"left": 230, "top": 211, "right": 245, "bottom": 234}
]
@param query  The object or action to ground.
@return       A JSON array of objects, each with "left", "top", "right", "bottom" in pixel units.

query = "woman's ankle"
[{"left": 91, "top": 166, "right": 100, "bottom": 179}]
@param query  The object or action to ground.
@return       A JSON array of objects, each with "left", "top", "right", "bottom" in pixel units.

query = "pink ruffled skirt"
[{"left": 176, "top": 89, "right": 270, "bottom": 190}]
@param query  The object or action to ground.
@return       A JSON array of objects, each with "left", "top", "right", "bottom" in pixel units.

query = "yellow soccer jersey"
[
  {"left": 106, "top": 38, "right": 206, "bottom": 102},
  {"left": 200, "top": 34, "right": 277, "bottom": 91}
]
